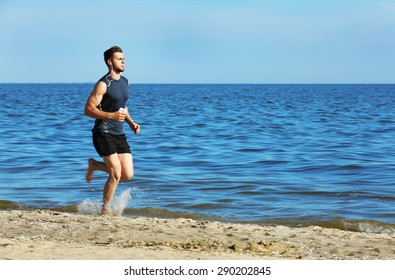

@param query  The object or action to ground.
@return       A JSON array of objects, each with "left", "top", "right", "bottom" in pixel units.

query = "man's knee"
[
  {"left": 121, "top": 170, "right": 134, "bottom": 181},
  {"left": 109, "top": 168, "right": 122, "bottom": 182}
]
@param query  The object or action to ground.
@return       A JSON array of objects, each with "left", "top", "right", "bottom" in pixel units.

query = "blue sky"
[{"left": 1, "top": 0, "right": 394, "bottom": 83}]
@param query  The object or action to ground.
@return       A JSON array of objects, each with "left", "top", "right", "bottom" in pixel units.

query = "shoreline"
[
  {"left": 2, "top": 200, "right": 394, "bottom": 234},
  {"left": 1, "top": 210, "right": 394, "bottom": 260}
]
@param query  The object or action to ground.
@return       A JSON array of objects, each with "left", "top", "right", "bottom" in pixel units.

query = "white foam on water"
[
  {"left": 77, "top": 188, "right": 132, "bottom": 216},
  {"left": 356, "top": 222, "right": 395, "bottom": 234}
]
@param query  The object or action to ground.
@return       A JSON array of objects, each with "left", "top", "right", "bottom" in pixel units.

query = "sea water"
[{"left": 0, "top": 83, "right": 394, "bottom": 232}]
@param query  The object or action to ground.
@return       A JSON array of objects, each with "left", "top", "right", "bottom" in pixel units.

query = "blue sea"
[{"left": 1, "top": 83, "right": 394, "bottom": 233}]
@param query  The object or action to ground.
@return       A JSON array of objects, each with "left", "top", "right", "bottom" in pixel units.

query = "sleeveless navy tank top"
[{"left": 92, "top": 74, "right": 130, "bottom": 135}]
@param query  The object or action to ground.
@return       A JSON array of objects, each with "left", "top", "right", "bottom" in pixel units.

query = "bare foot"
[
  {"left": 102, "top": 209, "right": 112, "bottom": 216},
  {"left": 102, "top": 203, "right": 111, "bottom": 216},
  {"left": 85, "top": 158, "right": 95, "bottom": 183}
]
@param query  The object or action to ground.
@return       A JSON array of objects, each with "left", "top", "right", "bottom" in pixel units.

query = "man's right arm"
[{"left": 84, "top": 82, "right": 125, "bottom": 121}]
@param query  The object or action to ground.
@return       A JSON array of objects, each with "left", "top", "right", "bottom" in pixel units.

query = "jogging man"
[{"left": 84, "top": 46, "right": 140, "bottom": 215}]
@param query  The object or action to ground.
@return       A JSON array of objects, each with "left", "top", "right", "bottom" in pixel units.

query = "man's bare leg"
[
  {"left": 101, "top": 154, "right": 122, "bottom": 215},
  {"left": 118, "top": 153, "right": 134, "bottom": 181},
  {"left": 86, "top": 154, "right": 134, "bottom": 215},
  {"left": 86, "top": 158, "right": 108, "bottom": 183}
]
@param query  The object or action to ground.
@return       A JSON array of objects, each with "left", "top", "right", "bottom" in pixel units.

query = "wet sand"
[{"left": 0, "top": 210, "right": 394, "bottom": 260}]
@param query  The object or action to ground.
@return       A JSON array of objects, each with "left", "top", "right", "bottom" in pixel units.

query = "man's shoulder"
[
  {"left": 91, "top": 76, "right": 108, "bottom": 94},
  {"left": 98, "top": 75, "right": 110, "bottom": 86}
]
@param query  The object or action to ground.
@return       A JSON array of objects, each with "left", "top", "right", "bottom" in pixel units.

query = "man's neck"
[{"left": 108, "top": 70, "right": 121, "bottom": 80}]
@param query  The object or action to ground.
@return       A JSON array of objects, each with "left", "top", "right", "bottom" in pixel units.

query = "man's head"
[{"left": 104, "top": 46, "right": 124, "bottom": 72}]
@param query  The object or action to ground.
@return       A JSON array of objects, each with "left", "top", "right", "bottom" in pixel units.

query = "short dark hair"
[{"left": 103, "top": 46, "right": 123, "bottom": 66}]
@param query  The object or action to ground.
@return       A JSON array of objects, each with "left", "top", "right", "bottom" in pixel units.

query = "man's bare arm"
[{"left": 84, "top": 81, "right": 125, "bottom": 122}]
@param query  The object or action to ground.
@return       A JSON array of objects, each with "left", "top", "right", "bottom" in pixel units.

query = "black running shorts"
[{"left": 92, "top": 132, "right": 131, "bottom": 157}]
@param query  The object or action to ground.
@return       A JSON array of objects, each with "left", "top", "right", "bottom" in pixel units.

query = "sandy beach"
[{"left": 0, "top": 210, "right": 394, "bottom": 260}]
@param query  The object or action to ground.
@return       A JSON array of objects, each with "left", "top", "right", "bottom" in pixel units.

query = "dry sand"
[{"left": 0, "top": 210, "right": 394, "bottom": 260}]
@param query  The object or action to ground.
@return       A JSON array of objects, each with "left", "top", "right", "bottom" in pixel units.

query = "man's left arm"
[
  {"left": 126, "top": 81, "right": 140, "bottom": 134},
  {"left": 126, "top": 113, "right": 140, "bottom": 134}
]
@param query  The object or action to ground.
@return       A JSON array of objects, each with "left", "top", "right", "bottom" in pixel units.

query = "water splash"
[
  {"left": 111, "top": 187, "right": 132, "bottom": 216},
  {"left": 76, "top": 199, "right": 102, "bottom": 215},
  {"left": 77, "top": 188, "right": 132, "bottom": 216}
]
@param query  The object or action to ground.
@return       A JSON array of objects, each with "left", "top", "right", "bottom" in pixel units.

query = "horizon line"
[{"left": 1, "top": 82, "right": 394, "bottom": 85}]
